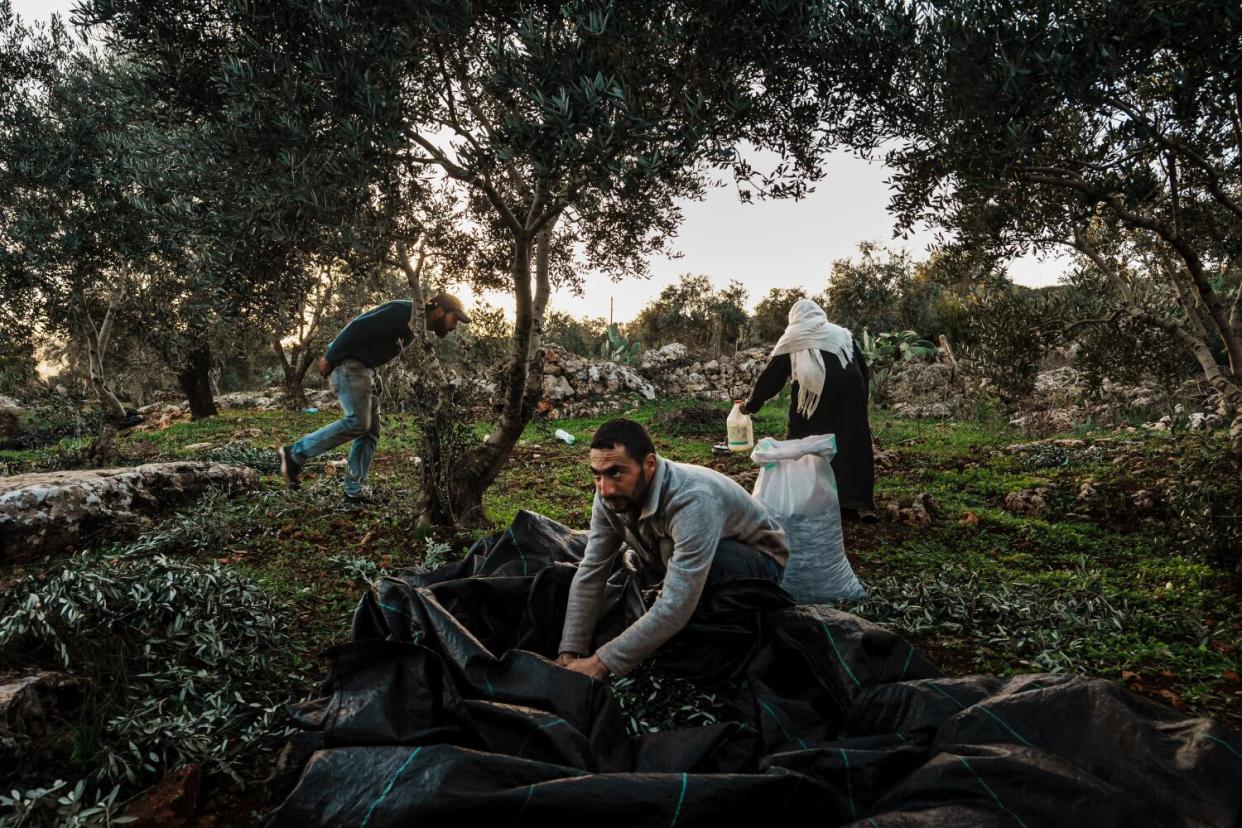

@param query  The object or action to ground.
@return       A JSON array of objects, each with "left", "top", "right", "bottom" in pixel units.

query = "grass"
[{"left": 4, "top": 396, "right": 1241, "bottom": 741}]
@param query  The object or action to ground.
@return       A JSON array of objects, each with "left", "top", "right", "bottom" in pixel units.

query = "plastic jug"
[{"left": 727, "top": 401, "right": 754, "bottom": 452}]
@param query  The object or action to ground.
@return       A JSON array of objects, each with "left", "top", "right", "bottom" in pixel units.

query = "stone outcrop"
[
  {"left": 640, "top": 343, "right": 770, "bottom": 402},
  {"left": 878, "top": 492, "right": 941, "bottom": 527},
  {"left": 538, "top": 343, "right": 771, "bottom": 418},
  {"left": 539, "top": 347, "right": 657, "bottom": 418},
  {"left": 0, "top": 462, "right": 259, "bottom": 562},
  {"left": 1004, "top": 487, "right": 1052, "bottom": 518},
  {"left": 878, "top": 359, "right": 1218, "bottom": 430},
  {"left": 1006, "top": 366, "right": 1185, "bottom": 433},
  {"left": 137, "top": 387, "right": 340, "bottom": 420},
  {"left": 0, "top": 395, "right": 27, "bottom": 448},
  {"left": 0, "top": 670, "right": 88, "bottom": 759},
  {"left": 885, "top": 361, "right": 973, "bottom": 419}
]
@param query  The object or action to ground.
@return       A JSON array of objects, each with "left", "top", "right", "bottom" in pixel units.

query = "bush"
[
  {"left": 0, "top": 336, "right": 37, "bottom": 394},
  {"left": 543, "top": 311, "right": 607, "bottom": 357},
  {"left": 859, "top": 329, "right": 937, "bottom": 402},
  {"left": 630, "top": 274, "right": 749, "bottom": 354},
  {"left": 963, "top": 285, "right": 1062, "bottom": 403},
  {"left": 1061, "top": 269, "right": 1196, "bottom": 398},
  {"left": 0, "top": 387, "right": 106, "bottom": 452},
  {"left": 598, "top": 323, "right": 641, "bottom": 364},
  {"left": 0, "top": 547, "right": 301, "bottom": 826},
  {"left": 749, "top": 287, "right": 808, "bottom": 345},
  {"left": 1168, "top": 434, "right": 1242, "bottom": 576},
  {"left": 823, "top": 242, "right": 974, "bottom": 342}
]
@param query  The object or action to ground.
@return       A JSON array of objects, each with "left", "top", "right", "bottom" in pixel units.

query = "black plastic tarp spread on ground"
[{"left": 272, "top": 511, "right": 1242, "bottom": 827}]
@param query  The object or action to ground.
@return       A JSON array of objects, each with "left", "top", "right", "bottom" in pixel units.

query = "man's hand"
[
  {"left": 555, "top": 652, "right": 577, "bottom": 667},
  {"left": 316, "top": 356, "right": 332, "bottom": 378},
  {"left": 560, "top": 653, "right": 610, "bottom": 680}
]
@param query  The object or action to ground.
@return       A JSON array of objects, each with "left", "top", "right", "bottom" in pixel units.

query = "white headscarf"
[{"left": 770, "top": 299, "right": 855, "bottom": 418}]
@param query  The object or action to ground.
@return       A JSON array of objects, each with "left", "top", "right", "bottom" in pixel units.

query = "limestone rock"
[
  {"left": 879, "top": 492, "right": 940, "bottom": 527},
  {"left": 537, "top": 342, "right": 767, "bottom": 416},
  {"left": 1004, "top": 487, "right": 1051, "bottom": 518},
  {"left": 1131, "top": 489, "right": 1158, "bottom": 515},
  {"left": 885, "top": 361, "right": 970, "bottom": 419},
  {"left": 1074, "top": 479, "right": 1101, "bottom": 511},
  {"left": 0, "top": 395, "right": 27, "bottom": 448},
  {"left": 215, "top": 391, "right": 279, "bottom": 410},
  {"left": 542, "top": 374, "right": 575, "bottom": 401},
  {"left": 0, "top": 462, "right": 259, "bottom": 562},
  {"left": 639, "top": 343, "right": 689, "bottom": 371},
  {"left": 304, "top": 388, "right": 341, "bottom": 410},
  {"left": 1007, "top": 366, "right": 1182, "bottom": 435},
  {"left": 0, "top": 670, "right": 88, "bottom": 757}
]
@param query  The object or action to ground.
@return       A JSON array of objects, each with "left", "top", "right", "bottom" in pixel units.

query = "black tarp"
[{"left": 272, "top": 511, "right": 1242, "bottom": 827}]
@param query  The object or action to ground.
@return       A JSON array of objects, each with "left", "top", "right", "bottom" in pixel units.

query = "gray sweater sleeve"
[
  {"left": 558, "top": 495, "right": 623, "bottom": 657},
  {"left": 595, "top": 498, "right": 723, "bottom": 677}
]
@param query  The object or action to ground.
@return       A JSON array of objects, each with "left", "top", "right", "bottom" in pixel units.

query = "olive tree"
[
  {"left": 843, "top": 0, "right": 1242, "bottom": 456},
  {"left": 86, "top": 0, "right": 855, "bottom": 525}
]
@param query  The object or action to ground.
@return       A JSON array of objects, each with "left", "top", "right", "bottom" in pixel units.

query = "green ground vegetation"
[
  {"left": 3, "top": 396, "right": 1240, "bottom": 736},
  {"left": 0, "top": 399, "right": 1237, "bottom": 824}
]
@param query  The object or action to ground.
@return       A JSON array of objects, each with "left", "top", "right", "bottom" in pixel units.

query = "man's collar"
[{"left": 638, "top": 455, "right": 666, "bottom": 521}]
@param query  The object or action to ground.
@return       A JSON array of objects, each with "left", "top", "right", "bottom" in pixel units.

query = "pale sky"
[{"left": 14, "top": 0, "right": 1068, "bottom": 323}]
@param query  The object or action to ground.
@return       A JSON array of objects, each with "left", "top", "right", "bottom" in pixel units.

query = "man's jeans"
[
  {"left": 290, "top": 359, "right": 380, "bottom": 495},
  {"left": 706, "top": 539, "right": 784, "bottom": 587}
]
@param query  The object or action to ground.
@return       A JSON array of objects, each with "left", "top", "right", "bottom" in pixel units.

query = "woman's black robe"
[{"left": 744, "top": 341, "right": 875, "bottom": 512}]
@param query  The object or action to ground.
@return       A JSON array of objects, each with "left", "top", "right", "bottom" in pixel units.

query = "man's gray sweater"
[{"left": 558, "top": 456, "right": 789, "bottom": 677}]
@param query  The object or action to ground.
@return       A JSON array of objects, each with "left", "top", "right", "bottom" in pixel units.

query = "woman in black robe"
[{"left": 741, "top": 300, "right": 876, "bottom": 520}]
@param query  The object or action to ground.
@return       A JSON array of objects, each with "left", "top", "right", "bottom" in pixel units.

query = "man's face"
[
  {"left": 590, "top": 445, "right": 654, "bottom": 513},
  {"left": 429, "top": 309, "right": 460, "bottom": 339}
]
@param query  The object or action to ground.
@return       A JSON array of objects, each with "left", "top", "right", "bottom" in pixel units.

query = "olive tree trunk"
[
  {"left": 402, "top": 223, "right": 556, "bottom": 528},
  {"left": 177, "top": 344, "right": 218, "bottom": 420},
  {"left": 82, "top": 296, "right": 127, "bottom": 422}
]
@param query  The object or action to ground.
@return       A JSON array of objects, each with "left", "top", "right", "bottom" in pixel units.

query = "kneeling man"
[{"left": 557, "top": 418, "right": 788, "bottom": 679}]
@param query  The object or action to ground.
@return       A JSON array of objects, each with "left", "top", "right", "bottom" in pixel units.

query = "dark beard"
[
  {"left": 605, "top": 465, "right": 649, "bottom": 513},
  {"left": 430, "top": 316, "right": 450, "bottom": 338}
]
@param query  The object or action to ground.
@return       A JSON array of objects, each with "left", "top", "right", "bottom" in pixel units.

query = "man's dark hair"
[{"left": 591, "top": 418, "right": 656, "bottom": 462}]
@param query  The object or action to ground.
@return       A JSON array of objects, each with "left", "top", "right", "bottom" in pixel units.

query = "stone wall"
[{"left": 539, "top": 343, "right": 772, "bottom": 418}]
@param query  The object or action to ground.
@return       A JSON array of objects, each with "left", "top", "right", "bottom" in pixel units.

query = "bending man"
[
  {"left": 557, "top": 418, "right": 788, "bottom": 679},
  {"left": 278, "top": 294, "right": 470, "bottom": 501}
]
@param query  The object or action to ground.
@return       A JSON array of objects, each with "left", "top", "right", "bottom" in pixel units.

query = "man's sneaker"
[
  {"left": 279, "top": 446, "right": 304, "bottom": 487},
  {"left": 343, "top": 489, "right": 374, "bottom": 504},
  {"left": 342, "top": 492, "right": 375, "bottom": 509}
]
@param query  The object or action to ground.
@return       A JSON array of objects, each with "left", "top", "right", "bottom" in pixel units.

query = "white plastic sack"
[{"left": 751, "top": 435, "right": 865, "bottom": 603}]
